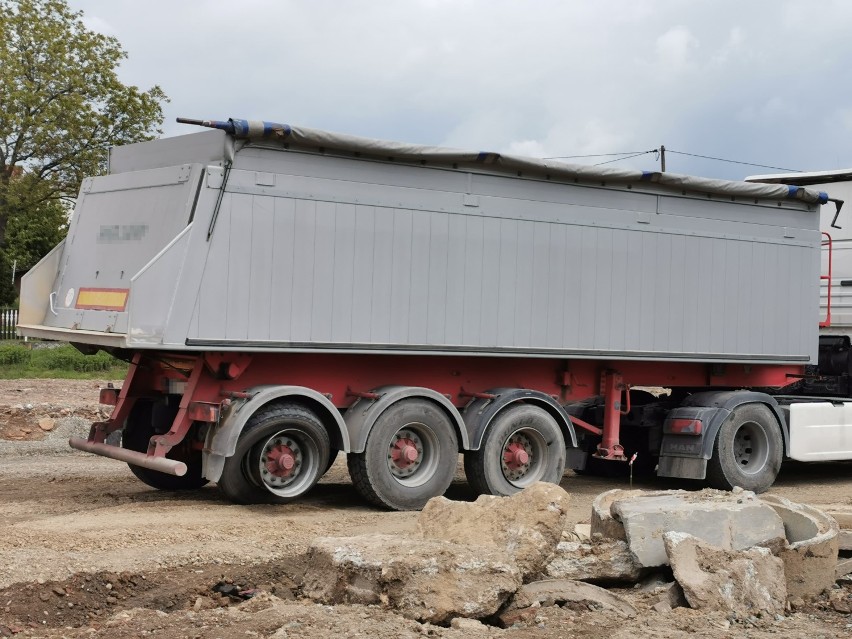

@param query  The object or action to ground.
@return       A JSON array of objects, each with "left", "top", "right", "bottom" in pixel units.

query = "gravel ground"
[{"left": 1, "top": 379, "right": 851, "bottom": 638}]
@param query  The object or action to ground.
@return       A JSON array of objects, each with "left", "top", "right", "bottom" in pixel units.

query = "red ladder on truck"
[{"left": 821, "top": 232, "right": 833, "bottom": 328}]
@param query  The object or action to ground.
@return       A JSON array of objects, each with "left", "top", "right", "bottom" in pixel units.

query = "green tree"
[
  {"left": 0, "top": 252, "right": 15, "bottom": 306},
  {"left": 4, "top": 173, "right": 69, "bottom": 270},
  {"left": 0, "top": 0, "right": 167, "bottom": 304}
]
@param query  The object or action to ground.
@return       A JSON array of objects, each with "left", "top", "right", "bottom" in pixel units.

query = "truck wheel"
[
  {"left": 464, "top": 404, "right": 566, "bottom": 496},
  {"left": 322, "top": 449, "right": 339, "bottom": 477},
  {"left": 348, "top": 399, "right": 458, "bottom": 511},
  {"left": 122, "top": 399, "right": 209, "bottom": 491},
  {"left": 218, "top": 403, "right": 330, "bottom": 504},
  {"left": 706, "top": 403, "right": 782, "bottom": 493}
]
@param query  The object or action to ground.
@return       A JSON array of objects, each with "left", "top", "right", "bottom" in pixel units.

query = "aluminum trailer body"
[
  {"left": 17, "top": 120, "right": 844, "bottom": 509},
  {"left": 747, "top": 169, "right": 852, "bottom": 336}
]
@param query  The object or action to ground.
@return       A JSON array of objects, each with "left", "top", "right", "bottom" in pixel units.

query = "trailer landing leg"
[{"left": 594, "top": 370, "right": 627, "bottom": 461}]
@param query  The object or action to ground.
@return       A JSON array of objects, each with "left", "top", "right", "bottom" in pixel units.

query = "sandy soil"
[{"left": 1, "top": 379, "right": 851, "bottom": 638}]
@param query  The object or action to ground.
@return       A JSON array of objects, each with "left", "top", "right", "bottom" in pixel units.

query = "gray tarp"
[{"left": 189, "top": 117, "right": 830, "bottom": 205}]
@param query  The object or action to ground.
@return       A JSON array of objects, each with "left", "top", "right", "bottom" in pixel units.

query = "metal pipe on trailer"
[{"left": 69, "top": 436, "right": 188, "bottom": 476}]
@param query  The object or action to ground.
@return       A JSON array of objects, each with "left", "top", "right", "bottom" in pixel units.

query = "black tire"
[
  {"left": 464, "top": 404, "right": 566, "bottom": 496},
  {"left": 322, "top": 449, "right": 339, "bottom": 477},
  {"left": 122, "top": 399, "right": 209, "bottom": 491},
  {"left": 347, "top": 399, "right": 458, "bottom": 511},
  {"left": 706, "top": 403, "right": 782, "bottom": 493},
  {"left": 217, "top": 403, "right": 331, "bottom": 504}
]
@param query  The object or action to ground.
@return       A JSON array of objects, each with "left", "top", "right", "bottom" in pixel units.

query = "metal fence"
[{"left": 1, "top": 307, "right": 18, "bottom": 340}]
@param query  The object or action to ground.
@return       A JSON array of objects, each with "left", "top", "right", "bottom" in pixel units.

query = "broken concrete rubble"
[
  {"left": 812, "top": 504, "right": 852, "bottom": 529},
  {"left": 760, "top": 494, "right": 839, "bottom": 600},
  {"left": 604, "top": 488, "right": 786, "bottom": 568},
  {"left": 591, "top": 488, "right": 838, "bottom": 604},
  {"left": 591, "top": 488, "right": 640, "bottom": 542},
  {"left": 502, "top": 578, "right": 637, "bottom": 618},
  {"left": 543, "top": 539, "right": 641, "bottom": 583},
  {"left": 564, "top": 523, "right": 591, "bottom": 542},
  {"left": 299, "top": 484, "right": 840, "bottom": 626},
  {"left": 664, "top": 531, "right": 787, "bottom": 616},
  {"left": 649, "top": 581, "right": 688, "bottom": 612},
  {"left": 302, "top": 533, "right": 520, "bottom": 623},
  {"left": 651, "top": 599, "right": 672, "bottom": 613},
  {"left": 449, "top": 617, "right": 488, "bottom": 630},
  {"left": 418, "top": 481, "right": 568, "bottom": 580},
  {"left": 302, "top": 482, "right": 569, "bottom": 623},
  {"left": 494, "top": 605, "right": 541, "bottom": 628},
  {"left": 829, "top": 588, "right": 852, "bottom": 614}
]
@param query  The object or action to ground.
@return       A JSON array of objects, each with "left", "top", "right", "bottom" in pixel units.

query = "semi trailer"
[{"left": 16, "top": 117, "right": 852, "bottom": 510}]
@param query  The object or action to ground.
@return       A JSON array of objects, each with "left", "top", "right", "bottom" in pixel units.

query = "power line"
[
  {"left": 666, "top": 149, "right": 800, "bottom": 173},
  {"left": 594, "top": 150, "right": 658, "bottom": 166},
  {"left": 543, "top": 146, "right": 802, "bottom": 173},
  {"left": 543, "top": 151, "right": 654, "bottom": 160}
]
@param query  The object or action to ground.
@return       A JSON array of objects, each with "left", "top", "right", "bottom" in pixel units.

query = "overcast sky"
[{"left": 68, "top": 0, "right": 852, "bottom": 180}]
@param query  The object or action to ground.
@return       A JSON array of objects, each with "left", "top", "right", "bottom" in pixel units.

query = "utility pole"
[{"left": 660, "top": 145, "right": 666, "bottom": 172}]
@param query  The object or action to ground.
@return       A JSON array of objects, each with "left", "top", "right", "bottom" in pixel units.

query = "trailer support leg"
[
  {"left": 87, "top": 352, "right": 143, "bottom": 444},
  {"left": 595, "top": 370, "right": 627, "bottom": 461},
  {"left": 148, "top": 357, "right": 210, "bottom": 458}
]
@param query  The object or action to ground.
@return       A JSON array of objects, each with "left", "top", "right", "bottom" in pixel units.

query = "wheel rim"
[
  {"left": 731, "top": 420, "right": 769, "bottom": 476},
  {"left": 251, "top": 428, "right": 321, "bottom": 498},
  {"left": 386, "top": 423, "right": 439, "bottom": 488},
  {"left": 500, "top": 428, "right": 547, "bottom": 487}
]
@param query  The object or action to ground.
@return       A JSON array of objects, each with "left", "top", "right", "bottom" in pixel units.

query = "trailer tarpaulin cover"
[{"left": 193, "top": 117, "right": 829, "bottom": 205}]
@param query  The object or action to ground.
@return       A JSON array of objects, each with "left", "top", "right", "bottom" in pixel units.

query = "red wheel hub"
[
  {"left": 503, "top": 442, "right": 530, "bottom": 470},
  {"left": 390, "top": 438, "right": 419, "bottom": 469},
  {"left": 266, "top": 445, "right": 297, "bottom": 477}
]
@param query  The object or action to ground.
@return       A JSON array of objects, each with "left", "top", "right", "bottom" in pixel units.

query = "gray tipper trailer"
[{"left": 16, "top": 117, "right": 849, "bottom": 510}]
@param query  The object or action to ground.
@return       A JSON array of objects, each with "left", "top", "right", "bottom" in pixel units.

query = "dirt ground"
[{"left": 1, "top": 379, "right": 851, "bottom": 638}]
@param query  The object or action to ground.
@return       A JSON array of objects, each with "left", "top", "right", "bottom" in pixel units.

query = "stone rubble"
[
  {"left": 502, "top": 578, "right": 637, "bottom": 618},
  {"left": 417, "top": 481, "right": 569, "bottom": 580},
  {"left": 543, "top": 539, "right": 641, "bottom": 583},
  {"left": 663, "top": 531, "right": 787, "bottom": 616},
  {"left": 564, "top": 523, "right": 591, "bottom": 542},
  {"left": 302, "top": 533, "right": 521, "bottom": 624},
  {"left": 299, "top": 484, "right": 843, "bottom": 627},
  {"left": 649, "top": 581, "right": 688, "bottom": 612},
  {"left": 760, "top": 494, "right": 840, "bottom": 600}
]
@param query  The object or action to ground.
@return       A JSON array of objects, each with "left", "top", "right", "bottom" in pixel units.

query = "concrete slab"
[{"left": 608, "top": 489, "right": 785, "bottom": 568}]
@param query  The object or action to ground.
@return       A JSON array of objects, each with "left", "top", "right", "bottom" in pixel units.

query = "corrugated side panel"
[{"left": 187, "top": 147, "right": 820, "bottom": 363}]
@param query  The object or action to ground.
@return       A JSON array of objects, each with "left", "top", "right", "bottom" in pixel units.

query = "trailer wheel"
[
  {"left": 464, "top": 404, "right": 566, "bottom": 496},
  {"left": 706, "top": 403, "right": 782, "bottom": 493},
  {"left": 348, "top": 399, "right": 458, "bottom": 511},
  {"left": 322, "top": 449, "right": 339, "bottom": 477},
  {"left": 122, "top": 399, "right": 208, "bottom": 491},
  {"left": 218, "top": 403, "right": 330, "bottom": 504}
]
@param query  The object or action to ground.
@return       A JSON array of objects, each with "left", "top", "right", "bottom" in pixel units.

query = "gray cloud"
[{"left": 69, "top": 0, "right": 852, "bottom": 179}]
